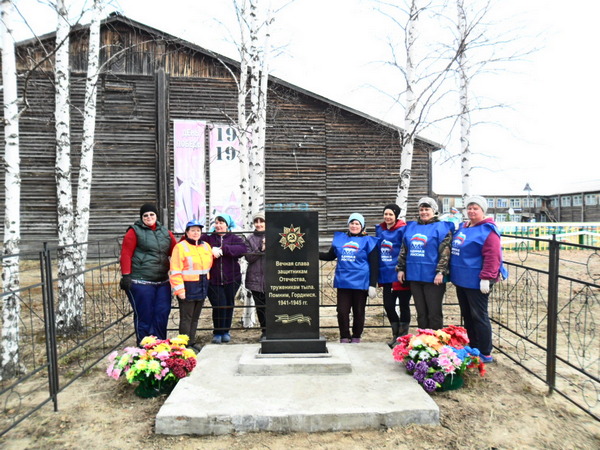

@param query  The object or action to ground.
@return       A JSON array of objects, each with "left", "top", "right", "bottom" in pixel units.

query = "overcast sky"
[{"left": 11, "top": 0, "right": 600, "bottom": 197}]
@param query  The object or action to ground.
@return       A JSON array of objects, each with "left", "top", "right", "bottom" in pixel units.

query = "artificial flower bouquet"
[
  {"left": 107, "top": 335, "right": 197, "bottom": 397},
  {"left": 392, "top": 326, "right": 485, "bottom": 392}
]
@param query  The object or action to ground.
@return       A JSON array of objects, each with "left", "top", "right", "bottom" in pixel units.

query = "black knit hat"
[
  {"left": 383, "top": 203, "right": 401, "bottom": 221},
  {"left": 139, "top": 203, "right": 159, "bottom": 220}
]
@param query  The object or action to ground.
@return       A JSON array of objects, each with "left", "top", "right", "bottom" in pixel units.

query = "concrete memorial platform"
[{"left": 155, "top": 342, "right": 440, "bottom": 435}]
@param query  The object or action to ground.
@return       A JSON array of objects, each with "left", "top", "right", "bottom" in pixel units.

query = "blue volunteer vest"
[
  {"left": 332, "top": 232, "right": 379, "bottom": 290},
  {"left": 403, "top": 221, "right": 454, "bottom": 283},
  {"left": 450, "top": 222, "right": 502, "bottom": 289},
  {"left": 375, "top": 224, "right": 405, "bottom": 284}
]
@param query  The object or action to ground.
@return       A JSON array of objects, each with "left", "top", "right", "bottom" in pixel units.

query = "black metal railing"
[
  {"left": 1, "top": 231, "right": 598, "bottom": 438},
  {"left": 492, "top": 234, "right": 599, "bottom": 421}
]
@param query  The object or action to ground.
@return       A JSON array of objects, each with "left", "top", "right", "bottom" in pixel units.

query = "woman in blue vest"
[
  {"left": 450, "top": 195, "right": 503, "bottom": 364},
  {"left": 376, "top": 203, "right": 412, "bottom": 348},
  {"left": 119, "top": 204, "right": 177, "bottom": 345},
  {"left": 320, "top": 213, "right": 379, "bottom": 343},
  {"left": 396, "top": 197, "right": 454, "bottom": 330}
]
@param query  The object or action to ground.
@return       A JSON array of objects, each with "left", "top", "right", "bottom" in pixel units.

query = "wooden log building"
[{"left": 1, "top": 13, "right": 440, "bottom": 250}]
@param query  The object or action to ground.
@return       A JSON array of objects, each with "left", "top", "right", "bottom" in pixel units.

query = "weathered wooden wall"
[{"left": 2, "top": 14, "right": 436, "bottom": 250}]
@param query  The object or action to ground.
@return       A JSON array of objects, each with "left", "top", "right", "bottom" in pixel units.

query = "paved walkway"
[{"left": 155, "top": 342, "right": 439, "bottom": 435}]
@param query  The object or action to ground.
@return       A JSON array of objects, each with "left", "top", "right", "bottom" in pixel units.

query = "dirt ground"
[{"left": 1, "top": 327, "right": 599, "bottom": 450}]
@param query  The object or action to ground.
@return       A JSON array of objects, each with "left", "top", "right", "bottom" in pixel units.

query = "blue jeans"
[
  {"left": 208, "top": 282, "right": 240, "bottom": 335},
  {"left": 126, "top": 281, "right": 171, "bottom": 345},
  {"left": 455, "top": 285, "right": 493, "bottom": 355}
]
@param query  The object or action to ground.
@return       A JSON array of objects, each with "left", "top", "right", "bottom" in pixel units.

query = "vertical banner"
[
  {"left": 173, "top": 120, "right": 206, "bottom": 233},
  {"left": 208, "top": 124, "right": 243, "bottom": 228}
]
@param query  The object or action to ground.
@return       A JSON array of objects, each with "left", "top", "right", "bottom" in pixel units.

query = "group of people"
[
  {"left": 321, "top": 195, "right": 503, "bottom": 363},
  {"left": 119, "top": 204, "right": 266, "bottom": 351},
  {"left": 120, "top": 195, "right": 503, "bottom": 362}
]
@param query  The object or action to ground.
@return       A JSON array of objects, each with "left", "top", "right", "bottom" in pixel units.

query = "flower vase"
[
  {"left": 438, "top": 374, "right": 464, "bottom": 392},
  {"left": 134, "top": 381, "right": 161, "bottom": 398},
  {"left": 134, "top": 379, "right": 177, "bottom": 398}
]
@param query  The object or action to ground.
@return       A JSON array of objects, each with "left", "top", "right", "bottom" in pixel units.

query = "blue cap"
[
  {"left": 185, "top": 220, "right": 204, "bottom": 230},
  {"left": 347, "top": 213, "right": 365, "bottom": 228}
]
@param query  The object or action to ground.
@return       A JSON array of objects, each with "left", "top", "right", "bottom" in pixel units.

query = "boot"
[
  {"left": 387, "top": 322, "right": 400, "bottom": 349},
  {"left": 399, "top": 322, "right": 410, "bottom": 337}
]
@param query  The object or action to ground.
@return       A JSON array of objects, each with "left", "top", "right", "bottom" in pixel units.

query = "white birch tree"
[
  {"left": 395, "top": 0, "right": 419, "bottom": 217},
  {"left": 457, "top": 0, "right": 471, "bottom": 200},
  {"left": 0, "top": 0, "right": 21, "bottom": 379},
  {"left": 247, "top": 0, "right": 272, "bottom": 218},
  {"left": 72, "top": 0, "right": 103, "bottom": 304},
  {"left": 53, "top": 0, "right": 80, "bottom": 333}
]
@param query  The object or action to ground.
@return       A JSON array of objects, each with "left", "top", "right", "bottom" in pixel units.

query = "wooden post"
[{"left": 156, "top": 68, "right": 170, "bottom": 226}]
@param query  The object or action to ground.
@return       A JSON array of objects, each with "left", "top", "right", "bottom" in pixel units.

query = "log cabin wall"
[{"left": 2, "top": 14, "right": 437, "bottom": 250}]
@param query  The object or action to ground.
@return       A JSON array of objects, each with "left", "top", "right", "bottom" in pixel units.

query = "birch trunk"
[
  {"left": 73, "top": 0, "right": 103, "bottom": 305},
  {"left": 457, "top": 0, "right": 471, "bottom": 202},
  {"left": 248, "top": 0, "right": 269, "bottom": 217},
  {"left": 1, "top": 0, "right": 21, "bottom": 379},
  {"left": 395, "top": 0, "right": 419, "bottom": 220},
  {"left": 54, "top": 0, "right": 80, "bottom": 333}
]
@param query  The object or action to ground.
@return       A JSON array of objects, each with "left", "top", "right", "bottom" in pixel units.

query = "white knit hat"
[
  {"left": 465, "top": 195, "right": 488, "bottom": 214},
  {"left": 417, "top": 197, "right": 439, "bottom": 214}
]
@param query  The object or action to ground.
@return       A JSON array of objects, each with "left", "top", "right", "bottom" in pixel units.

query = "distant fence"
[{"left": 499, "top": 222, "right": 600, "bottom": 249}]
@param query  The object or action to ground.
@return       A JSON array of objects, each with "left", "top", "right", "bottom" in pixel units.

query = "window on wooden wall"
[
  {"left": 535, "top": 198, "right": 542, "bottom": 207},
  {"left": 585, "top": 194, "right": 598, "bottom": 206},
  {"left": 572, "top": 195, "right": 583, "bottom": 206},
  {"left": 100, "top": 79, "right": 138, "bottom": 119},
  {"left": 487, "top": 198, "right": 495, "bottom": 208},
  {"left": 496, "top": 213, "right": 507, "bottom": 222},
  {"left": 510, "top": 198, "right": 521, "bottom": 208},
  {"left": 455, "top": 197, "right": 464, "bottom": 208},
  {"left": 560, "top": 196, "right": 571, "bottom": 207}
]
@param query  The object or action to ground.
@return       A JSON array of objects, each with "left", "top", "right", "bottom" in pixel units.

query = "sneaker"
[
  {"left": 222, "top": 333, "right": 231, "bottom": 343},
  {"left": 351, "top": 338, "right": 361, "bottom": 343},
  {"left": 340, "top": 338, "right": 351, "bottom": 343},
  {"left": 480, "top": 354, "right": 494, "bottom": 363},
  {"left": 211, "top": 335, "right": 222, "bottom": 344}
]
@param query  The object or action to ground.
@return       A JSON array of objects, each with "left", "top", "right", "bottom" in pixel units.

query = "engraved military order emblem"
[{"left": 279, "top": 224, "right": 306, "bottom": 251}]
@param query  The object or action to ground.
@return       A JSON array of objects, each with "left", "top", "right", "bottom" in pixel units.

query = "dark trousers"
[
  {"left": 126, "top": 281, "right": 171, "bottom": 345},
  {"left": 410, "top": 281, "right": 445, "bottom": 330},
  {"left": 337, "top": 288, "right": 367, "bottom": 339},
  {"left": 455, "top": 285, "right": 493, "bottom": 355},
  {"left": 178, "top": 298, "right": 205, "bottom": 345},
  {"left": 208, "top": 282, "right": 240, "bottom": 335},
  {"left": 251, "top": 290, "right": 266, "bottom": 329},
  {"left": 382, "top": 284, "right": 412, "bottom": 324}
]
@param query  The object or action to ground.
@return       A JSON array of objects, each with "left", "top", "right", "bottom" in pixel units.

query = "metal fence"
[
  {"left": 0, "top": 239, "right": 131, "bottom": 438},
  {"left": 492, "top": 234, "right": 599, "bottom": 421},
  {"left": 1, "top": 232, "right": 598, "bottom": 437}
]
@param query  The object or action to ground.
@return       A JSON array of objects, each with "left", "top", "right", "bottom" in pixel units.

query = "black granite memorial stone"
[{"left": 261, "top": 211, "right": 327, "bottom": 353}]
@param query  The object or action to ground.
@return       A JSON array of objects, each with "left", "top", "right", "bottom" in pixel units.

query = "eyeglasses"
[
  {"left": 254, "top": 219, "right": 265, "bottom": 223},
  {"left": 142, "top": 213, "right": 156, "bottom": 218}
]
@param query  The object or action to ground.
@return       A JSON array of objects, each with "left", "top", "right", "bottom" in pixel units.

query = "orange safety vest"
[{"left": 169, "top": 240, "right": 213, "bottom": 297}]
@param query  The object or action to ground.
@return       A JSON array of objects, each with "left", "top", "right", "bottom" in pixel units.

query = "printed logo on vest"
[{"left": 409, "top": 233, "right": 427, "bottom": 257}]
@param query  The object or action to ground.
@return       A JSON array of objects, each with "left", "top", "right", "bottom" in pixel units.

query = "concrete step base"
[{"left": 155, "top": 343, "right": 439, "bottom": 435}]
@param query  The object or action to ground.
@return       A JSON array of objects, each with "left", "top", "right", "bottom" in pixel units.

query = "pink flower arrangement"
[
  {"left": 107, "top": 335, "right": 197, "bottom": 395},
  {"left": 392, "top": 326, "right": 486, "bottom": 392}
]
